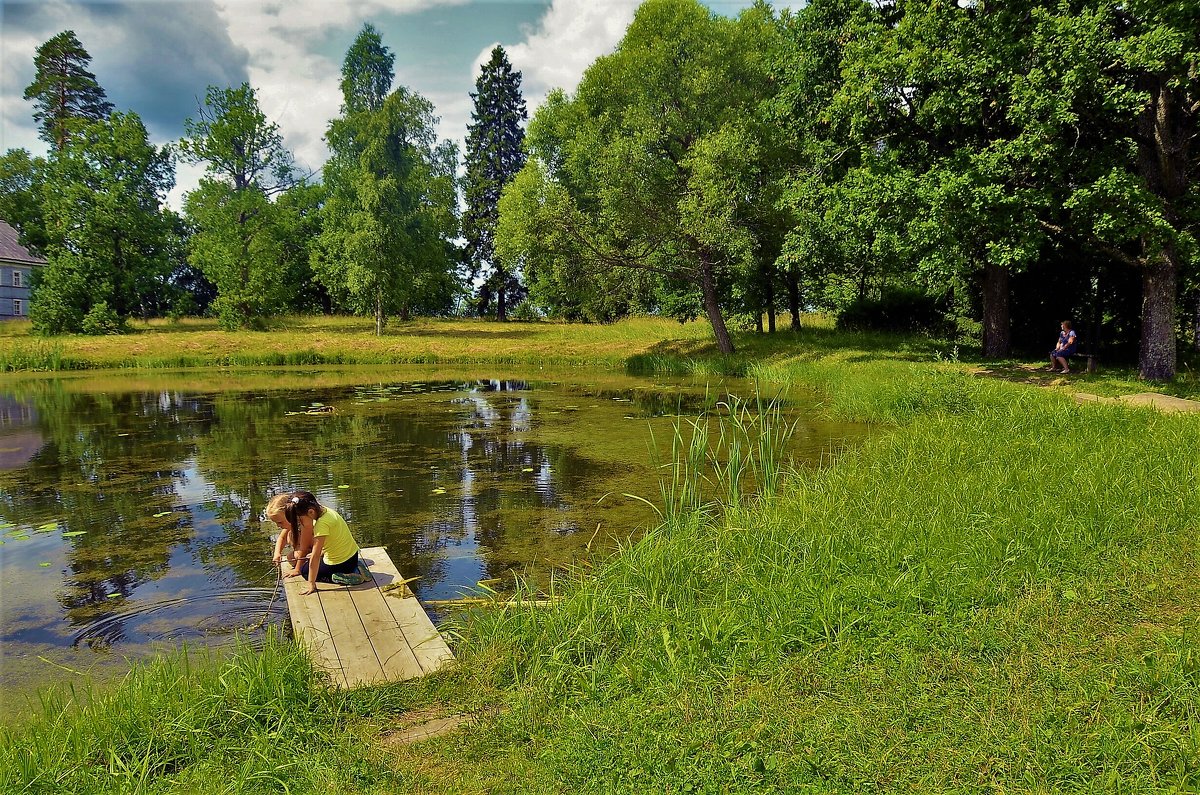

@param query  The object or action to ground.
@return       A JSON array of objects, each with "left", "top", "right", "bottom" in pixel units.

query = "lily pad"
[
  {"left": 38, "top": 562, "right": 51, "bottom": 567},
  {"left": 10, "top": 534, "right": 29, "bottom": 541},
  {"left": 36, "top": 522, "right": 58, "bottom": 532},
  {"left": 153, "top": 511, "right": 173, "bottom": 518},
  {"left": 522, "top": 468, "right": 534, "bottom": 473},
  {"left": 431, "top": 488, "right": 446, "bottom": 495},
  {"left": 337, "top": 484, "right": 350, "bottom": 490},
  {"left": 107, "top": 593, "right": 121, "bottom": 599},
  {"left": 62, "top": 531, "right": 87, "bottom": 538}
]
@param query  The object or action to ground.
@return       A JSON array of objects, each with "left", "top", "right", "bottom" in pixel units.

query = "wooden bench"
[{"left": 1073, "top": 352, "right": 1097, "bottom": 373}]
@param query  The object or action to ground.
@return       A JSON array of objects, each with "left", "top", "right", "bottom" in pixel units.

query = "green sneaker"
[{"left": 332, "top": 568, "right": 369, "bottom": 586}]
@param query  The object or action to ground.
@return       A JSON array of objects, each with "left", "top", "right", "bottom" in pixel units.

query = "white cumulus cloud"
[{"left": 484, "top": 0, "right": 638, "bottom": 107}]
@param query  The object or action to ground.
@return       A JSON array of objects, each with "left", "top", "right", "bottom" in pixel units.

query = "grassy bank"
[
  {"left": 0, "top": 315, "right": 722, "bottom": 372},
  {"left": 4, "top": 331, "right": 1200, "bottom": 791},
  {"left": 5, "top": 313, "right": 1196, "bottom": 402}
]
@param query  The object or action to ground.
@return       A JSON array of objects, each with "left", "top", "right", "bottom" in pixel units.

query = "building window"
[
  {"left": 12, "top": 270, "right": 22, "bottom": 288},
  {"left": 12, "top": 299, "right": 22, "bottom": 316}
]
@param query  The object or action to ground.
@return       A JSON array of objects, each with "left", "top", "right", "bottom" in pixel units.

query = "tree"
[
  {"left": 496, "top": 0, "right": 780, "bottom": 353},
  {"left": 316, "top": 27, "right": 459, "bottom": 334},
  {"left": 463, "top": 45, "right": 528, "bottom": 321},
  {"left": 1014, "top": 0, "right": 1198, "bottom": 380},
  {"left": 33, "top": 112, "right": 175, "bottom": 334},
  {"left": 770, "top": 0, "right": 874, "bottom": 330},
  {"left": 23, "top": 31, "right": 113, "bottom": 152},
  {"left": 339, "top": 24, "right": 394, "bottom": 115},
  {"left": 180, "top": 83, "right": 296, "bottom": 329},
  {"left": 0, "top": 149, "right": 50, "bottom": 255},
  {"left": 276, "top": 182, "right": 329, "bottom": 313}
]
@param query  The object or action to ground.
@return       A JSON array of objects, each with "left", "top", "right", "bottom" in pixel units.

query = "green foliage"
[
  {"left": 22, "top": 30, "right": 113, "bottom": 151},
  {"left": 180, "top": 83, "right": 296, "bottom": 330},
  {"left": 497, "top": 0, "right": 784, "bottom": 353},
  {"left": 339, "top": 23, "right": 394, "bottom": 114},
  {"left": 317, "top": 34, "right": 459, "bottom": 333},
  {"left": 80, "top": 301, "right": 127, "bottom": 335},
  {"left": 0, "top": 149, "right": 49, "bottom": 255},
  {"left": 837, "top": 286, "right": 950, "bottom": 335},
  {"left": 463, "top": 45, "right": 528, "bottom": 320},
  {"left": 184, "top": 181, "right": 287, "bottom": 330},
  {"left": 32, "top": 112, "right": 175, "bottom": 335}
]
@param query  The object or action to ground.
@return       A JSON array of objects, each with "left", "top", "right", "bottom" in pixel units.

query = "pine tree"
[
  {"left": 23, "top": 30, "right": 113, "bottom": 152},
  {"left": 463, "top": 46, "right": 527, "bottom": 321}
]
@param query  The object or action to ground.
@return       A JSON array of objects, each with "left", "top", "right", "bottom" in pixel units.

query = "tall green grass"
[
  {"left": 0, "top": 342, "right": 87, "bottom": 372},
  {"left": 0, "top": 633, "right": 425, "bottom": 794},
  {"left": 434, "top": 378, "right": 1200, "bottom": 791}
]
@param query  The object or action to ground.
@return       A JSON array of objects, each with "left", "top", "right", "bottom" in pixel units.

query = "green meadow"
[{"left": 3, "top": 319, "right": 1199, "bottom": 792}]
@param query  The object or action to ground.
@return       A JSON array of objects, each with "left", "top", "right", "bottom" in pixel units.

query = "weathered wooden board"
[{"left": 280, "top": 546, "right": 453, "bottom": 688}]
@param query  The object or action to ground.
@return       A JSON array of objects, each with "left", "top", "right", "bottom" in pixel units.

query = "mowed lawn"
[{"left": 0, "top": 315, "right": 721, "bottom": 370}]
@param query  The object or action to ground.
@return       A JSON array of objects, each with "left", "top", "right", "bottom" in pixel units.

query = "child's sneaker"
[{"left": 332, "top": 563, "right": 371, "bottom": 586}]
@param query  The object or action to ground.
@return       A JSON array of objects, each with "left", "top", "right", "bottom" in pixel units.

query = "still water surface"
[{"left": 0, "top": 366, "right": 861, "bottom": 710}]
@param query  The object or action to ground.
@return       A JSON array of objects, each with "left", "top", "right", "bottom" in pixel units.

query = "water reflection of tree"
[
  {"left": 0, "top": 385, "right": 206, "bottom": 627},
  {"left": 0, "top": 377, "right": 666, "bottom": 622}
]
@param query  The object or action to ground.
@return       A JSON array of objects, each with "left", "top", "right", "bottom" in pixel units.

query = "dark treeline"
[{"left": 0, "top": 2, "right": 1196, "bottom": 379}]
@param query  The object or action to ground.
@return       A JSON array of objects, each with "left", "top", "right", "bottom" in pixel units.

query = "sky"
[{"left": 0, "top": 0, "right": 783, "bottom": 209}]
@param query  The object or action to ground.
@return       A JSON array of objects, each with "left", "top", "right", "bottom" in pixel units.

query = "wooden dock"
[{"left": 280, "top": 546, "right": 453, "bottom": 688}]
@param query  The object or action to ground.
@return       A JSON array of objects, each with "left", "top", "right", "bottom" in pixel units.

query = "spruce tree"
[
  {"left": 463, "top": 45, "right": 527, "bottom": 321},
  {"left": 23, "top": 30, "right": 113, "bottom": 152}
]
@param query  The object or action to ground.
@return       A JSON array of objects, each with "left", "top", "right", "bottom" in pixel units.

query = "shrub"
[{"left": 80, "top": 301, "right": 128, "bottom": 335}]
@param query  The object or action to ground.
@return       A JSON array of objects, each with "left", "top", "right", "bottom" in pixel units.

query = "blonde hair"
[{"left": 264, "top": 492, "right": 294, "bottom": 518}]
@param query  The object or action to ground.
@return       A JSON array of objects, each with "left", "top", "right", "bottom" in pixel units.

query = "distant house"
[{"left": 0, "top": 220, "right": 45, "bottom": 320}]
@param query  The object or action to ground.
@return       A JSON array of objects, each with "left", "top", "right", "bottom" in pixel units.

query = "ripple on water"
[{"left": 70, "top": 587, "right": 285, "bottom": 651}]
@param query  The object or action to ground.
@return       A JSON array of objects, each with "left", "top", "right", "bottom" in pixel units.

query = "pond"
[{"left": 0, "top": 365, "right": 863, "bottom": 713}]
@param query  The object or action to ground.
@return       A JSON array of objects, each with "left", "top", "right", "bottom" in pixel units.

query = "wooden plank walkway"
[{"left": 280, "top": 546, "right": 453, "bottom": 689}]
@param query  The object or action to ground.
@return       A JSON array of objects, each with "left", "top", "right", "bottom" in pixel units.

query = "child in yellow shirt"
[{"left": 281, "top": 491, "right": 364, "bottom": 594}]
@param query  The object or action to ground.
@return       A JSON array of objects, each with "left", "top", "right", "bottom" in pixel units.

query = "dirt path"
[
  {"left": 1074, "top": 391, "right": 1200, "bottom": 413},
  {"left": 973, "top": 363, "right": 1200, "bottom": 414}
]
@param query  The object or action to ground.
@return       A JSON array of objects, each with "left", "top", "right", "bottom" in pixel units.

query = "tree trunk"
[
  {"left": 496, "top": 268, "right": 507, "bottom": 322},
  {"left": 981, "top": 261, "right": 1010, "bottom": 358},
  {"left": 375, "top": 286, "right": 384, "bottom": 336},
  {"left": 787, "top": 272, "right": 801, "bottom": 330},
  {"left": 1134, "top": 75, "right": 1189, "bottom": 379},
  {"left": 1193, "top": 293, "right": 1200, "bottom": 354},
  {"left": 1138, "top": 248, "right": 1178, "bottom": 381},
  {"left": 754, "top": 309, "right": 764, "bottom": 334},
  {"left": 699, "top": 255, "right": 734, "bottom": 355},
  {"left": 765, "top": 276, "right": 776, "bottom": 333}
]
